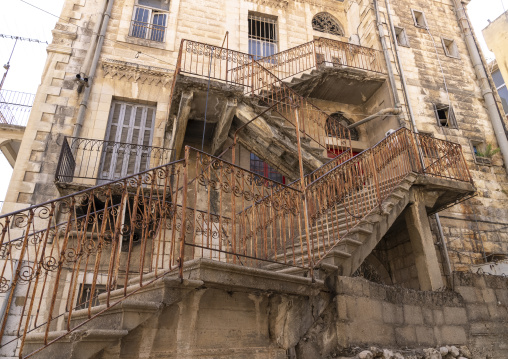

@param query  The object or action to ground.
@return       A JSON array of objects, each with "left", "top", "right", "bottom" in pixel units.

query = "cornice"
[{"left": 101, "top": 58, "right": 174, "bottom": 86}]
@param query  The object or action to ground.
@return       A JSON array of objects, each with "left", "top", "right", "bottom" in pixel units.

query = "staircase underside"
[{"left": 284, "top": 67, "right": 386, "bottom": 105}]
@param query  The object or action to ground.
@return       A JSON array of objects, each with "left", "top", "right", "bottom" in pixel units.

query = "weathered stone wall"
[
  {"left": 296, "top": 272, "right": 508, "bottom": 358},
  {"left": 376, "top": 0, "right": 508, "bottom": 268}
]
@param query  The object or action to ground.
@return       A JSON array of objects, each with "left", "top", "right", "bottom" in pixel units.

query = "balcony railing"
[
  {"left": 55, "top": 137, "right": 174, "bottom": 185},
  {"left": 0, "top": 89, "right": 35, "bottom": 127},
  {"left": 129, "top": 20, "right": 167, "bottom": 42}
]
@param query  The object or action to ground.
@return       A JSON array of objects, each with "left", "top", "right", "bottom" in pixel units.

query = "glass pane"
[
  {"left": 498, "top": 86, "right": 508, "bottom": 113},
  {"left": 248, "top": 39, "right": 262, "bottom": 60},
  {"left": 132, "top": 8, "right": 150, "bottom": 39},
  {"left": 492, "top": 70, "right": 505, "bottom": 88},
  {"left": 151, "top": 14, "right": 166, "bottom": 42}
]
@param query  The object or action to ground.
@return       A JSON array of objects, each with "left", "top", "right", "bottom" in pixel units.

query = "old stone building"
[{"left": 0, "top": 0, "right": 507, "bottom": 358}]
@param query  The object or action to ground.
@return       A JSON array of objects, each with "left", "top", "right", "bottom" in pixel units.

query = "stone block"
[
  {"left": 455, "top": 286, "right": 480, "bottom": 303},
  {"left": 433, "top": 309, "right": 444, "bottom": 325},
  {"left": 403, "top": 305, "right": 423, "bottom": 325},
  {"left": 422, "top": 308, "right": 433, "bottom": 325},
  {"left": 441, "top": 325, "right": 467, "bottom": 345},
  {"left": 481, "top": 288, "right": 497, "bottom": 303},
  {"left": 443, "top": 307, "right": 467, "bottom": 325},
  {"left": 395, "top": 326, "right": 416, "bottom": 346},
  {"left": 486, "top": 303, "right": 508, "bottom": 319},
  {"left": 415, "top": 326, "right": 435, "bottom": 346},
  {"left": 466, "top": 303, "right": 489, "bottom": 321}
]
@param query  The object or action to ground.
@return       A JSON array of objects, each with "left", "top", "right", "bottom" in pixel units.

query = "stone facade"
[{"left": 1, "top": 0, "right": 507, "bottom": 357}]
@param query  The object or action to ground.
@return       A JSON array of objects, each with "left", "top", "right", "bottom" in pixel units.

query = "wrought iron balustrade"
[{"left": 55, "top": 137, "right": 174, "bottom": 185}]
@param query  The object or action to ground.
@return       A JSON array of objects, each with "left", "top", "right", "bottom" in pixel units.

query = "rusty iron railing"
[
  {"left": 229, "top": 37, "right": 386, "bottom": 83},
  {"left": 176, "top": 39, "right": 352, "bottom": 157},
  {"left": 0, "top": 127, "right": 472, "bottom": 357},
  {"left": 55, "top": 137, "right": 174, "bottom": 185}
]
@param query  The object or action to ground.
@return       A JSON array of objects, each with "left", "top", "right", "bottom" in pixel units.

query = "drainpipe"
[
  {"left": 373, "top": 0, "right": 404, "bottom": 128},
  {"left": 347, "top": 107, "right": 401, "bottom": 129},
  {"left": 81, "top": 0, "right": 109, "bottom": 75},
  {"left": 72, "top": 0, "right": 114, "bottom": 139},
  {"left": 383, "top": 0, "right": 419, "bottom": 134},
  {"left": 452, "top": 0, "right": 508, "bottom": 174}
]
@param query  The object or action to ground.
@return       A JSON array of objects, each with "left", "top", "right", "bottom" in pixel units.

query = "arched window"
[
  {"left": 325, "top": 113, "right": 359, "bottom": 141},
  {"left": 312, "top": 12, "right": 344, "bottom": 37}
]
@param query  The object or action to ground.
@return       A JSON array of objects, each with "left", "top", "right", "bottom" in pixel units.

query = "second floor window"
[
  {"left": 130, "top": 0, "right": 169, "bottom": 42},
  {"left": 248, "top": 14, "right": 278, "bottom": 60}
]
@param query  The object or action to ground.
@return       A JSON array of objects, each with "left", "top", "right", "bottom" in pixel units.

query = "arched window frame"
[
  {"left": 326, "top": 113, "right": 359, "bottom": 141},
  {"left": 312, "top": 12, "right": 345, "bottom": 37}
]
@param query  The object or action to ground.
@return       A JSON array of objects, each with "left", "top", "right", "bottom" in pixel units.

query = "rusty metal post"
[
  {"left": 179, "top": 147, "right": 190, "bottom": 280},
  {"left": 293, "top": 106, "right": 314, "bottom": 280}
]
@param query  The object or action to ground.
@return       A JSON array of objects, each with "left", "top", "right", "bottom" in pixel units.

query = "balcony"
[
  {"left": 0, "top": 89, "right": 34, "bottom": 167},
  {"left": 55, "top": 137, "right": 174, "bottom": 187}
]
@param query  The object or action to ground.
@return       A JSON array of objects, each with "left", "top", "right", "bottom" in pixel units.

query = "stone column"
[{"left": 404, "top": 201, "right": 444, "bottom": 291}]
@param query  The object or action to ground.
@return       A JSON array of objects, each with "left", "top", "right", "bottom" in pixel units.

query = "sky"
[{"left": 0, "top": 0, "right": 506, "bottom": 208}]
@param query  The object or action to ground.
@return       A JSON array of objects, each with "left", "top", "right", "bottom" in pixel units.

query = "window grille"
[
  {"left": 130, "top": 0, "right": 168, "bottom": 42},
  {"left": 312, "top": 12, "right": 344, "bottom": 37},
  {"left": 248, "top": 14, "right": 278, "bottom": 60},
  {"left": 250, "top": 153, "right": 284, "bottom": 184},
  {"left": 75, "top": 284, "right": 107, "bottom": 310},
  {"left": 326, "top": 113, "right": 359, "bottom": 141},
  {"left": 100, "top": 101, "right": 156, "bottom": 182}
]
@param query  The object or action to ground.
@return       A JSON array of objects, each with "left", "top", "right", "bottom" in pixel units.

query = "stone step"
[
  {"left": 66, "top": 299, "right": 161, "bottom": 331},
  {"left": 23, "top": 329, "right": 129, "bottom": 359}
]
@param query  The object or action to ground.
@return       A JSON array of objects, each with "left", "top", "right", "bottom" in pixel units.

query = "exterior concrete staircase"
[
  {"left": 23, "top": 278, "right": 203, "bottom": 359},
  {"left": 263, "top": 173, "right": 417, "bottom": 278}
]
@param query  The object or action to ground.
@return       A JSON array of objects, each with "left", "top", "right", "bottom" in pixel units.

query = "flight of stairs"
[{"left": 262, "top": 172, "right": 418, "bottom": 278}]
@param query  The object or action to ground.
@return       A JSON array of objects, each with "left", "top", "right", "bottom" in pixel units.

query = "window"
[
  {"left": 100, "top": 101, "right": 156, "bottom": 182},
  {"left": 130, "top": 0, "right": 169, "bottom": 42},
  {"left": 411, "top": 10, "right": 428, "bottom": 29},
  {"left": 442, "top": 38, "right": 459, "bottom": 58},
  {"left": 75, "top": 284, "right": 107, "bottom": 310},
  {"left": 326, "top": 113, "right": 359, "bottom": 141},
  {"left": 394, "top": 27, "right": 409, "bottom": 47},
  {"left": 433, "top": 103, "right": 457, "bottom": 128},
  {"left": 248, "top": 14, "right": 278, "bottom": 60},
  {"left": 470, "top": 140, "right": 492, "bottom": 165},
  {"left": 250, "top": 153, "right": 284, "bottom": 184},
  {"left": 492, "top": 69, "right": 508, "bottom": 114},
  {"left": 312, "top": 12, "right": 345, "bottom": 37}
]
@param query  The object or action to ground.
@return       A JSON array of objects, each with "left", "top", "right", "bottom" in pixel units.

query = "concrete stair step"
[{"left": 23, "top": 329, "right": 129, "bottom": 359}]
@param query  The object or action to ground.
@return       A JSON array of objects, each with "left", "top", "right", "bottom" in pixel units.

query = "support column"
[
  {"left": 211, "top": 98, "right": 237, "bottom": 155},
  {"left": 404, "top": 200, "right": 444, "bottom": 291},
  {"left": 169, "top": 91, "right": 193, "bottom": 160}
]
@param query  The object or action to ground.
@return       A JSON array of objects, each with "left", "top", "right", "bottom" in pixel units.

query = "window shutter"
[
  {"left": 449, "top": 106, "right": 457, "bottom": 128},
  {"left": 432, "top": 103, "right": 440, "bottom": 126}
]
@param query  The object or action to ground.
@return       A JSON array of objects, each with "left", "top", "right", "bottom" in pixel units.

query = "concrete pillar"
[{"left": 404, "top": 201, "right": 444, "bottom": 291}]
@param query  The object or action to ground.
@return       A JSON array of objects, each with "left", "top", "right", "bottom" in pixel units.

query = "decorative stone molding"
[{"left": 101, "top": 59, "right": 174, "bottom": 87}]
